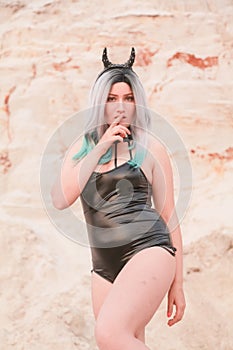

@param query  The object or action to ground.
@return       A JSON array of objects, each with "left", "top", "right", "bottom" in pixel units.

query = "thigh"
[
  {"left": 96, "top": 247, "right": 176, "bottom": 333},
  {"left": 91, "top": 271, "right": 112, "bottom": 320},
  {"left": 91, "top": 271, "right": 146, "bottom": 343}
]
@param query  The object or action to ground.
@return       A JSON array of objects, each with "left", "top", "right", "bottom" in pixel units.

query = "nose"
[{"left": 116, "top": 100, "right": 125, "bottom": 114}]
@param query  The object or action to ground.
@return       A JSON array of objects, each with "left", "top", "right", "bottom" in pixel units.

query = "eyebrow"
[{"left": 108, "top": 93, "right": 134, "bottom": 96}]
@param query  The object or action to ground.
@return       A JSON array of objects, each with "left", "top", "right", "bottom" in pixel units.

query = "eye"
[
  {"left": 107, "top": 96, "right": 116, "bottom": 102},
  {"left": 126, "top": 95, "right": 134, "bottom": 102}
]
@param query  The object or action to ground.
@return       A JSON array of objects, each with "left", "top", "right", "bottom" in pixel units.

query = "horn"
[
  {"left": 125, "top": 47, "right": 135, "bottom": 68},
  {"left": 102, "top": 47, "right": 112, "bottom": 68}
]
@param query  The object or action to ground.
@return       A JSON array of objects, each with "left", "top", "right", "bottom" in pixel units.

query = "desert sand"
[{"left": 0, "top": 1, "right": 233, "bottom": 349}]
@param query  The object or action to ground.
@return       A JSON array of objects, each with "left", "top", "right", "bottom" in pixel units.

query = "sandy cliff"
[{"left": 0, "top": 1, "right": 232, "bottom": 349}]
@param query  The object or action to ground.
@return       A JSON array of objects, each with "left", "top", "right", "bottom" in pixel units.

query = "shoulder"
[
  {"left": 147, "top": 133, "right": 169, "bottom": 159},
  {"left": 146, "top": 133, "right": 173, "bottom": 174},
  {"left": 65, "top": 136, "right": 85, "bottom": 162}
]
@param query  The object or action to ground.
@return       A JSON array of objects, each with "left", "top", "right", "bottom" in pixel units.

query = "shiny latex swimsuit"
[{"left": 80, "top": 142, "right": 176, "bottom": 283}]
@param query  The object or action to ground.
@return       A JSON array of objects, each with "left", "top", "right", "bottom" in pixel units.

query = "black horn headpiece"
[
  {"left": 96, "top": 47, "right": 136, "bottom": 80},
  {"left": 102, "top": 47, "right": 135, "bottom": 69}
]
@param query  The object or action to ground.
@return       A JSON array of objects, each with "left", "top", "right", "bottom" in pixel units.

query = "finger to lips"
[
  {"left": 111, "top": 115, "right": 123, "bottom": 126},
  {"left": 111, "top": 116, "right": 130, "bottom": 129}
]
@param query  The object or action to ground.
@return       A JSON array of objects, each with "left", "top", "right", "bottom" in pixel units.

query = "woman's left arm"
[
  {"left": 150, "top": 140, "right": 186, "bottom": 327},
  {"left": 166, "top": 222, "right": 186, "bottom": 327}
]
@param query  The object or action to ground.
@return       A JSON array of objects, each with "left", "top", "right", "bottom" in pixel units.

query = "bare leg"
[
  {"left": 94, "top": 247, "right": 176, "bottom": 350},
  {"left": 91, "top": 272, "right": 146, "bottom": 343},
  {"left": 91, "top": 272, "right": 112, "bottom": 320}
]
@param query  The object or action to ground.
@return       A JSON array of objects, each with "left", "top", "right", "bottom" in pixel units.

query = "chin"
[{"left": 120, "top": 121, "right": 130, "bottom": 127}]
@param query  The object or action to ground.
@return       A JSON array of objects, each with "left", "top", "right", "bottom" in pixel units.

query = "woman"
[{"left": 51, "top": 48, "right": 186, "bottom": 350}]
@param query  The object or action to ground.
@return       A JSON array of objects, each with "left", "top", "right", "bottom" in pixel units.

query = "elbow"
[
  {"left": 51, "top": 195, "right": 68, "bottom": 210},
  {"left": 50, "top": 190, "right": 79, "bottom": 210},
  {"left": 50, "top": 181, "right": 80, "bottom": 210},
  {"left": 50, "top": 188, "right": 70, "bottom": 210},
  {"left": 52, "top": 199, "right": 68, "bottom": 210}
]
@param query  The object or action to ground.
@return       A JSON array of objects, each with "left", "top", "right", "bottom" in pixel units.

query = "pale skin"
[{"left": 51, "top": 82, "right": 186, "bottom": 349}]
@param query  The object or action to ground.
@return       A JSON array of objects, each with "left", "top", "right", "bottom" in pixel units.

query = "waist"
[
  {"left": 85, "top": 209, "right": 170, "bottom": 248},
  {"left": 83, "top": 203, "right": 168, "bottom": 232}
]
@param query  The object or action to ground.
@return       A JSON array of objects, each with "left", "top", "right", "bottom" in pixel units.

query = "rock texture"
[{"left": 0, "top": 1, "right": 233, "bottom": 349}]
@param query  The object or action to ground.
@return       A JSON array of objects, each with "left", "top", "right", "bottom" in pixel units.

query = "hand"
[
  {"left": 97, "top": 116, "right": 131, "bottom": 153},
  {"left": 167, "top": 282, "right": 186, "bottom": 327}
]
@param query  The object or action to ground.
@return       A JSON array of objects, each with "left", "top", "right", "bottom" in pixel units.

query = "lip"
[
  {"left": 115, "top": 120, "right": 128, "bottom": 125},
  {"left": 114, "top": 116, "right": 126, "bottom": 119}
]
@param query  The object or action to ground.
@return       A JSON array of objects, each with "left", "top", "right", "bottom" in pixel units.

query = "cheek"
[
  {"left": 104, "top": 104, "right": 111, "bottom": 116},
  {"left": 126, "top": 104, "right": 136, "bottom": 117},
  {"left": 104, "top": 104, "right": 114, "bottom": 122}
]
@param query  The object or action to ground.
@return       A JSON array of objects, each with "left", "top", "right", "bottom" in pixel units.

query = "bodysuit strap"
[
  {"left": 114, "top": 142, "right": 118, "bottom": 168},
  {"left": 128, "top": 140, "right": 133, "bottom": 160},
  {"left": 114, "top": 140, "right": 133, "bottom": 168}
]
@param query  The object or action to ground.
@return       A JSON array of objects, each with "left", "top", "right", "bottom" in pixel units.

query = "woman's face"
[{"left": 104, "top": 82, "right": 136, "bottom": 127}]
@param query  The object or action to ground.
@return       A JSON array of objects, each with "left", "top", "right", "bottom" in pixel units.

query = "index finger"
[{"left": 110, "top": 115, "right": 123, "bottom": 127}]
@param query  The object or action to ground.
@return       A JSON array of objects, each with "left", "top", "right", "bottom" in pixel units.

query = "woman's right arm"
[
  {"left": 51, "top": 117, "right": 130, "bottom": 210},
  {"left": 50, "top": 141, "right": 106, "bottom": 210}
]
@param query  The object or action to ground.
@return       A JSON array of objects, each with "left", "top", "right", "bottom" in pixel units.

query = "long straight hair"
[{"left": 73, "top": 68, "right": 151, "bottom": 167}]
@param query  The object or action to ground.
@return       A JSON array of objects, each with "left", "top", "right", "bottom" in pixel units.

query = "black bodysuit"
[{"left": 80, "top": 143, "right": 176, "bottom": 283}]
